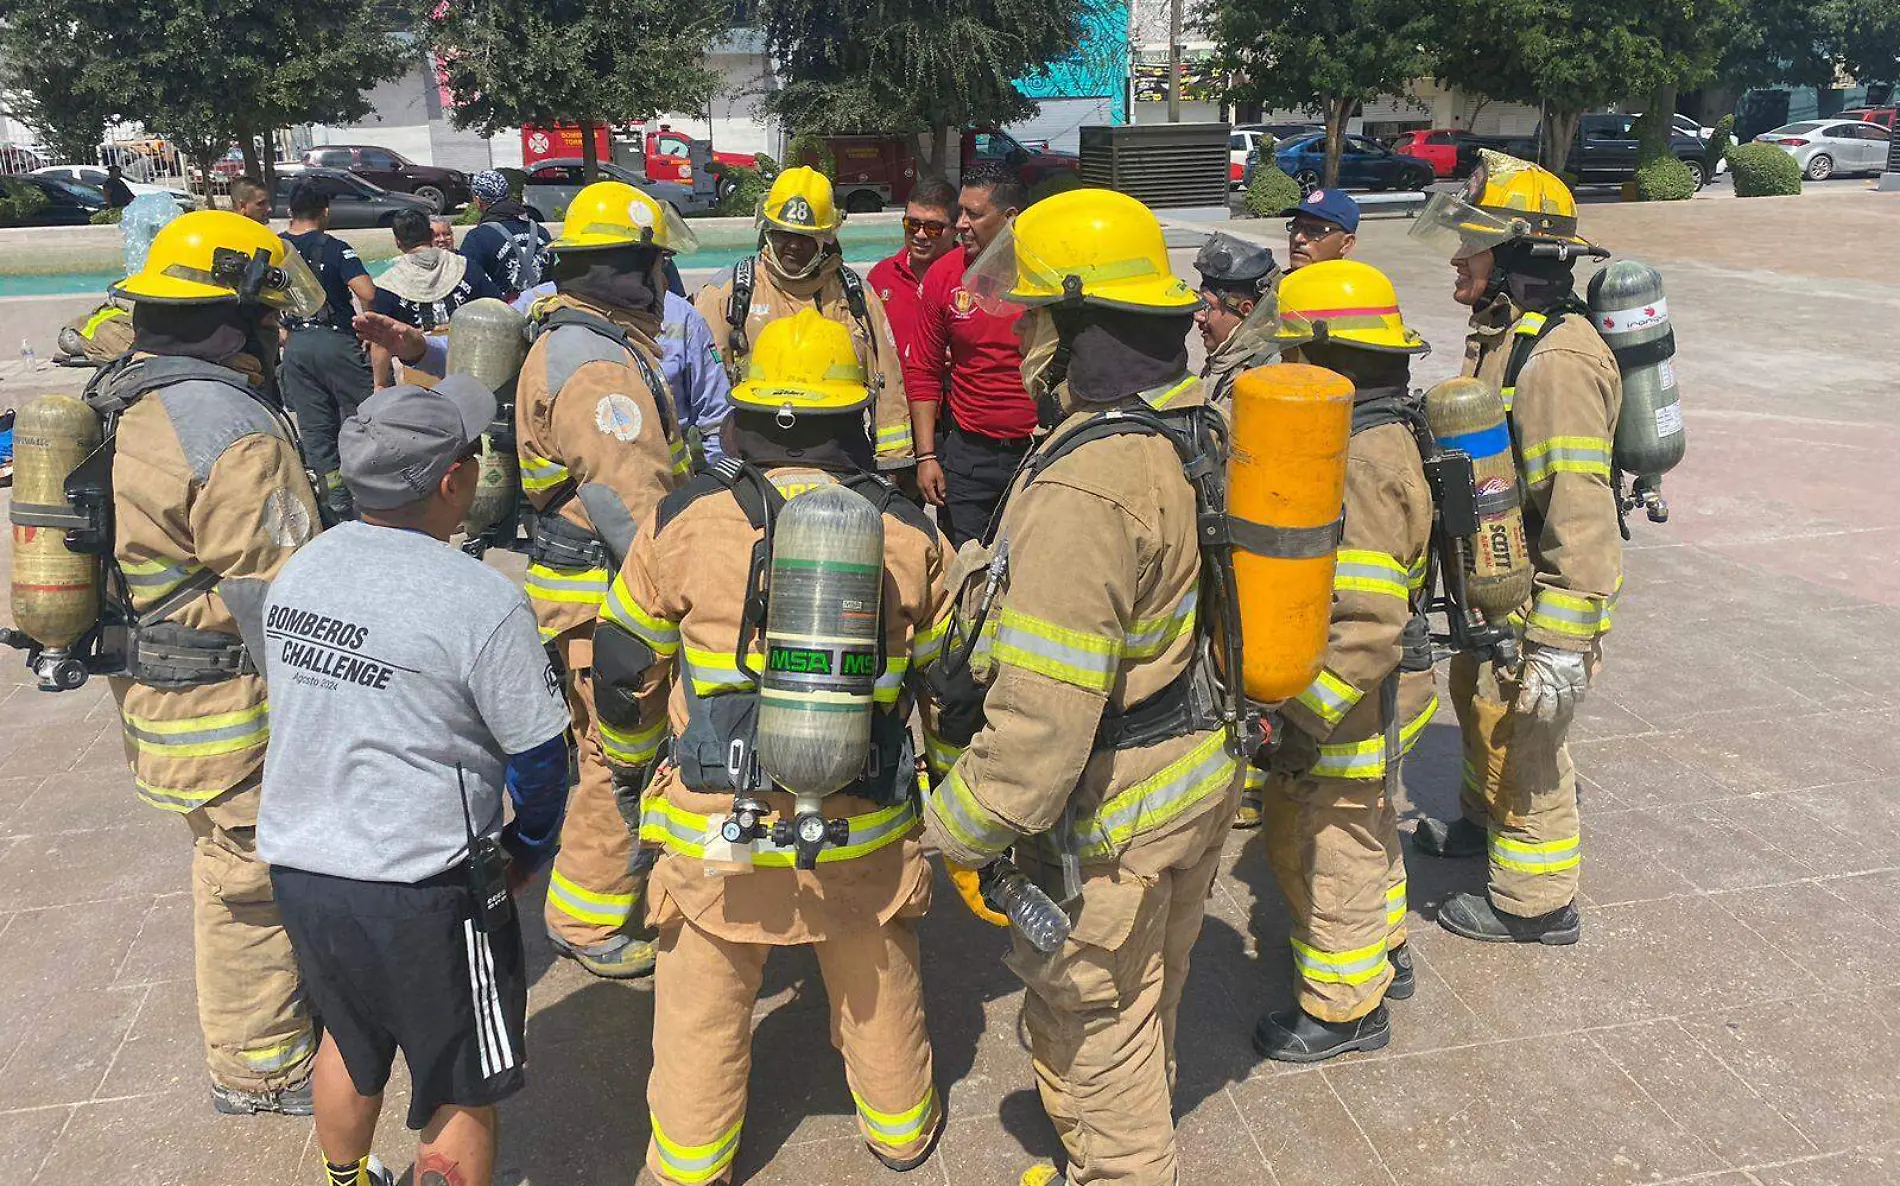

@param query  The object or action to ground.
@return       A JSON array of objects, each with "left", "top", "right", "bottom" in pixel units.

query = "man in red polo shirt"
[
  {"left": 903, "top": 163, "right": 1036, "bottom": 546},
  {"left": 868, "top": 175, "right": 961, "bottom": 368}
]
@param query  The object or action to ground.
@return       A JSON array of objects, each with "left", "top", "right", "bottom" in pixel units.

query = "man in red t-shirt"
[
  {"left": 867, "top": 175, "right": 960, "bottom": 372},
  {"left": 902, "top": 163, "right": 1036, "bottom": 546}
]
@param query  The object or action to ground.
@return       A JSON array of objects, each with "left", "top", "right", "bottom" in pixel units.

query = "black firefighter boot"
[
  {"left": 1413, "top": 816, "right": 1487, "bottom": 858},
  {"left": 1253, "top": 1004, "right": 1391, "bottom": 1064},
  {"left": 1438, "top": 892, "right": 1581, "bottom": 944},
  {"left": 1385, "top": 943, "right": 1416, "bottom": 1001}
]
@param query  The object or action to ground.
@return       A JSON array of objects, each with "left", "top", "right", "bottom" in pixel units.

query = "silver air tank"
[
  {"left": 755, "top": 483, "right": 885, "bottom": 867},
  {"left": 1587, "top": 260, "right": 1685, "bottom": 523},
  {"left": 447, "top": 298, "right": 527, "bottom": 538}
]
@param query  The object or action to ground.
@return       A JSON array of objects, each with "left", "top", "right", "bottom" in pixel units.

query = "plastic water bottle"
[
  {"left": 982, "top": 860, "right": 1073, "bottom": 954},
  {"left": 19, "top": 338, "right": 36, "bottom": 369}
]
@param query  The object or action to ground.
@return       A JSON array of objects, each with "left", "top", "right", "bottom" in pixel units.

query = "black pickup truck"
[{"left": 1458, "top": 114, "right": 1712, "bottom": 187}]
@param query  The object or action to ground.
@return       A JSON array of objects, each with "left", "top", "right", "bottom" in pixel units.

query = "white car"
[
  {"left": 1754, "top": 119, "right": 1893, "bottom": 181},
  {"left": 1229, "top": 130, "right": 1264, "bottom": 189},
  {"left": 32, "top": 165, "right": 200, "bottom": 209}
]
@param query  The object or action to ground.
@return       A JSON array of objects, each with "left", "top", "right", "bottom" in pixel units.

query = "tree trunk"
[
  {"left": 1322, "top": 96, "right": 1351, "bottom": 188},
  {"left": 1642, "top": 83, "right": 1677, "bottom": 161},
  {"left": 1467, "top": 97, "right": 1491, "bottom": 131},
  {"left": 262, "top": 137, "right": 278, "bottom": 194},
  {"left": 935, "top": 123, "right": 960, "bottom": 186},
  {"left": 1166, "top": 0, "right": 1183, "bottom": 122},
  {"left": 238, "top": 131, "right": 261, "bottom": 187},
  {"left": 1541, "top": 103, "right": 1581, "bottom": 175},
  {"left": 580, "top": 118, "right": 600, "bottom": 183}
]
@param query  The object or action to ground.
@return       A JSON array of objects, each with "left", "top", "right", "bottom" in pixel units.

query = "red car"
[
  {"left": 1389, "top": 128, "right": 1499, "bottom": 178},
  {"left": 1842, "top": 106, "right": 1897, "bottom": 131}
]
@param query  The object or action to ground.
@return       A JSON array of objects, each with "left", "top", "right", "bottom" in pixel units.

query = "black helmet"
[{"left": 1194, "top": 231, "right": 1279, "bottom": 296}]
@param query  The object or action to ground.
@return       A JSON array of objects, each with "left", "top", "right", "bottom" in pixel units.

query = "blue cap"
[{"left": 1283, "top": 188, "right": 1361, "bottom": 233}]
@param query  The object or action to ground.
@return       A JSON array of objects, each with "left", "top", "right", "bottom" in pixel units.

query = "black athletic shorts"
[{"left": 272, "top": 865, "right": 527, "bottom": 1129}]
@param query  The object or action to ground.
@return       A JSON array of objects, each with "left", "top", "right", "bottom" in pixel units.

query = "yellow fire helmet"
[
  {"left": 1273, "top": 259, "right": 1427, "bottom": 354},
  {"left": 729, "top": 308, "right": 873, "bottom": 416},
  {"left": 547, "top": 180, "right": 698, "bottom": 254},
  {"left": 112, "top": 209, "right": 324, "bottom": 316},
  {"left": 1410, "top": 148, "right": 1598, "bottom": 259},
  {"left": 759, "top": 165, "right": 843, "bottom": 236},
  {"left": 965, "top": 186, "right": 1201, "bottom": 316}
]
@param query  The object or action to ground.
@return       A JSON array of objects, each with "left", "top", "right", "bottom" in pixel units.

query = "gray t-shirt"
[{"left": 257, "top": 522, "right": 569, "bottom": 883}]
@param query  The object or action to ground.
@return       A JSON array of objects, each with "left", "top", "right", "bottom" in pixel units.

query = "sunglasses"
[
  {"left": 903, "top": 217, "right": 950, "bottom": 237},
  {"left": 1286, "top": 218, "right": 1346, "bottom": 238}
]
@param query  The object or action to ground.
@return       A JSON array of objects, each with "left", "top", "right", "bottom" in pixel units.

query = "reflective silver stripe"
[
  {"left": 930, "top": 767, "right": 1019, "bottom": 859},
  {"left": 1124, "top": 589, "right": 1197, "bottom": 658},
  {"left": 1071, "top": 731, "right": 1239, "bottom": 861}
]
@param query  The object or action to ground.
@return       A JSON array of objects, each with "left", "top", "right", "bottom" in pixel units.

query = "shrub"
[
  {"left": 1245, "top": 160, "right": 1302, "bottom": 218},
  {"left": 1703, "top": 113, "right": 1734, "bottom": 176},
  {"left": 707, "top": 153, "right": 779, "bottom": 218},
  {"left": 1633, "top": 155, "right": 1697, "bottom": 201},
  {"left": 783, "top": 131, "right": 835, "bottom": 179},
  {"left": 0, "top": 179, "right": 49, "bottom": 227},
  {"left": 1728, "top": 142, "right": 1802, "bottom": 197}
]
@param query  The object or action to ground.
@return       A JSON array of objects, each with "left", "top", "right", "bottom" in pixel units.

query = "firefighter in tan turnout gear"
[
  {"left": 95, "top": 211, "right": 325, "bottom": 1112},
  {"left": 926, "top": 188, "right": 1245, "bottom": 1186},
  {"left": 516, "top": 181, "right": 693, "bottom": 977},
  {"left": 693, "top": 166, "right": 915, "bottom": 473},
  {"left": 1251, "top": 260, "right": 1438, "bottom": 1062},
  {"left": 591, "top": 308, "right": 950, "bottom": 1183},
  {"left": 1409, "top": 151, "right": 1623, "bottom": 943}
]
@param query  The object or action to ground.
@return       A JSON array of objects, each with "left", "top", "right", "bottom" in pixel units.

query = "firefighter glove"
[
  {"left": 1514, "top": 644, "right": 1588, "bottom": 724},
  {"left": 946, "top": 860, "right": 1010, "bottom": 928}
]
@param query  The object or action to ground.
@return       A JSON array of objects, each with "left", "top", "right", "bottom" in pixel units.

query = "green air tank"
[{"left": 447, "top": 298, "right": 527, "bottom": 538}]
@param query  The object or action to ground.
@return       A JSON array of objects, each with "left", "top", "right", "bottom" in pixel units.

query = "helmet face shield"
[
  {"left": 963, "top": 224, "right": 1027, "bottom": 315},
  {"left": 653, "top": 201, "right": 698, "bottom": 254},
  {"left": 1222, "top": 290, "right": 1283, "bottom": 356},
  {"left": 1409, "top": 192, "right": 1523, "bottom": 259},
  {"left": 273, "top": 245, "right": 327, "bottom": 318}
]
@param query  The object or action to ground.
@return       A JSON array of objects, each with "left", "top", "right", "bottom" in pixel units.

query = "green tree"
[
  {"left": 419, "top": 0, "right": 723, "bottom": 182},
  {"left": 0, "top": 38, "right": 118, "bottom": 162},
  {"left": 752, "top": 0, "right": 1108, "bottom": 177},
  {"left": 1204, "top": 0, "right": 1435, "bottom": 188}
]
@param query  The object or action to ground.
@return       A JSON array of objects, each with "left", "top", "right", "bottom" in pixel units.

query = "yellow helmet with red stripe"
[{"left": 1272, "top": 259, "right": 1426, "bottom": 354}]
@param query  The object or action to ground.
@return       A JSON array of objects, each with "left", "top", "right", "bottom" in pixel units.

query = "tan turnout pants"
[
  {"left": 544, "top": 634, "right": 648, "bottom": 948},
  {"left": 188, "top": 781, "right": 315, "bottom": 1091},
  {"left": 645, "top": 916, "right": 941, "bottom": 1184},
  {"left": 1261, "top": 771, "right": 1408, "bottom": 1022},
  {"left": 1009, "top": 805, "right": 1229, "bottom": 1186},
  {"left": 1449, "top": 651, "right": 1585, "bottom": 917}
]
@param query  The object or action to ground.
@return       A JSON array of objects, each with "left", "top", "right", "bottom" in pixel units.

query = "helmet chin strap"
[{"left": 763, "top": 234, "right": 827, "bottom": 283}]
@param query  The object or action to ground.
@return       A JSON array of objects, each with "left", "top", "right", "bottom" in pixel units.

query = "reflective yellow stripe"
[
  {"left": 1124, "top": 589, "right": 1197, "bottom": 659},
  {"left": 239, "top": 1030, "right": 315, "bottom": 1073},
  {"left": 134, "top": 778, "right": 226, "bottom": 813},
  {"left": 120, "top": 556, "right": 205, "bottom": 600},
  {"left": 923, "top": 729, "right": 963, "bottom": 778},
  {"left": 1520, "top": 435, "right": 1612, "bottom": 484},
  {"left": 1499, "top": 314, "right": 1548, "bottom": 410},
  {"left": 1309, "top": 693, "right": 1437, "bottom": 779},
  {"left": 1244, "top": 763, "right": 1267, "bottom": 791},
  {"left": 1071, "top": 730, "right": 1239, "bottom": 861},
  {"left": 524, "top": 564, "right": 610, "bottom": 607},
  {"left": 1291, "top": 933, "right": 1390, "bottom": 985},
  {"left": 122, "top": 703, "right": 269, "bottom": 760},
  {"left": 1526, "top": 587, "right": 1613, "bottom": 640},
  {"left": 547, "top": 868, "right": 637, "bottom": 927},
  {"left": 1386, "top": 880, "right": 1408, "bottom": 930},
  {"left": 599, "top": 713, "right": 666, "bottom": 768},
  {"left": 683, "top": 646, "right": 754, "bottom": 696},
  {"left": 1334, "top": 549, "right": 1410, "bottom": 600},
  {"left": 1490, "top": 830, "right": 1581, "bottom": 874},
  {"left": 991, "top": 606, "right": 1121, "bottom": 693},
  {"left": 930, "top": 766, "right": 1018, "bottom": 859},
  {"left": 650, "top": 1114, "right": 742, "bottom": 1184},
  {"left": 81, "top": 304, "right": 127, "bottom": 338},
  {"left": 876, "top": 421, "right": 914, "bottom": 455},
  {"left": 1140, "top": 374, "right": 1198, "bottom": 410},
  {"left": 519, "top": 451, "right": 569, "bottom": 493},
  {"left": 911, "top": 613, "right": 951, "bottom": 669},
  {"left": 854, "top": 1086, "right": 938, "bottom": 1149},
  {"left": 641, "top": 798, "right": 918, "bottom": 866},
  {"left": 875, "top": 657, "right": 909, "bottom": 705},
  {"left": 1407, "top": 555, "right": 1430, "bottom": 595},
  {"left": 1294, "top": 669, "right": 1362, "bottom": 729},
  {"left": 669, "top": 436, "right": 691, "bottom": 477},
  {"left": 600, "top": 576, "right": 680, "bottom": 654}
]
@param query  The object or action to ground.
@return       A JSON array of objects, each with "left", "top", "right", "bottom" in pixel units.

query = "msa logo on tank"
[
  {"left": 766, "top": 643, "right": 877, "bottom": 677},
  {"left": 265, "top": 604, "right": 411, "bottom": 691},
  {"left": 779, "top": 195, "right": 816, "bottom": 227}
]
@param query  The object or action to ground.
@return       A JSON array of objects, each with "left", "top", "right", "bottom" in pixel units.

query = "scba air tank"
[
  {"left": 448, "top": 298, "right": 527, "bottom": 537},
  {"left": 1587, "top": 260, "right": 1684, "bottom": 522},
  {"left": 1227, "top": 363, "right": 1352, "bottom": 702},
  {"left": 1425, "top": 377, "right": 1533, "bottom": 618},
  {"left": 756, "top": 483, "right": 885, "bottom": 800},
  {"left": 8, "top": 395, "right": 103, "bottom": 668}
]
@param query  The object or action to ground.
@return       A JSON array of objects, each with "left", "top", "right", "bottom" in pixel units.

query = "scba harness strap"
[{"left": 724, "top": 254, "right": 880, "bottom": 381}]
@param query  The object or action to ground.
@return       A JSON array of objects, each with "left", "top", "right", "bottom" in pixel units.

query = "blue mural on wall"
[{"left": 1016, "top": 0, "right": 1131, "bottom": 123}]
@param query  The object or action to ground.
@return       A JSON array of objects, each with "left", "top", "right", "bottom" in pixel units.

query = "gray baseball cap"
[{"left": 337, "top": 373, "right": 497, "bottom": 510}]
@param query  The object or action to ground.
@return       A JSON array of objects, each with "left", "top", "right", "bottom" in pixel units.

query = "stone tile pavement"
[{"left": 0, "top": 191, "right": 1898, "bottom": 1184}]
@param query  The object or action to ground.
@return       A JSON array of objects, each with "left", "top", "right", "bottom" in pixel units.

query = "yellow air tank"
[
  {"left": 9, "top": 394, "right": 103, "bottom": 657},
  {"left": 1227, "top": 363, "right": 1352, "bottom": 702},
  {"left": 1424, "top": 377, "right": 1533, "bottom": 617}
]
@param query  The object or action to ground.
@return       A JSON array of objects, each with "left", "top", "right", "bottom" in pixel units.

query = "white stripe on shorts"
[
  {"left": 475, "top": 926, "right": 516, "bottom": 1071},
  {"left": 463, "top": 920, "right": 496, "bottom": 1078}
]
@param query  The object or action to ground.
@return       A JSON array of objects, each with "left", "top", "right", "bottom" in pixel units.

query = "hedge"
[
  {"left": 1245, "top": 161, "right": 1302, "bottom": 219},
  {"left": 0, "top": 179, "right": 50, "bottom": 227},
  {"left": 1633, "top": 156, "right": 1697, "bottom": 201},
  {"left": 1728, "top": 142, "right": 1802, "bottom": 197},
  {"left": 708, "top": 153, "right": 779, "bottom": 218},
  {"left": 1703, "top": 114, "right": 1734, "bottom": 177}
]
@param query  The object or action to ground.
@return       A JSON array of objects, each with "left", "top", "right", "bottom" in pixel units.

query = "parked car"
[
  {"left": 519, "top": 158, "right": 708, "bottom": 220},
  {"left": 1534, "top": 114, "right": 1715, "bottom": 187},
  {"left": 1388, "top": 128, "right": 1510, "bottom": 178},
  {"left": 1273, "top": 133, "right": 1434, "bottom": 192},
  {"left": 1237, "top": 122, "right": 1325, "bottom": 142},
  {"left": 1229, "top": 129, "right": 1265, "bottom": 187},
  {"left": 1754, "top": 119, "right": 1892, "bottom": 180},
  {"left": 0, "top": 174, "right": 106, "bottom": 226},
  {"left": 1840, "top": 106, "right": 1897, "bottom": 131},
  {"left": 270, "top": 168, "right": 433, "bottom": 228},
  {"left": 32, "top": 165, "right": 200, "bottom": 209},
  {"left": 299, "top": 145, "right": 469, "bottom": 213},
  {"left": 799, "top": 126, "right": 1079, "bottom": 213}
]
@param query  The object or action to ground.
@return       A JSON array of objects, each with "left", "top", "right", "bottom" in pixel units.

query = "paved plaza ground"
[{"left": 0, "top": 189, "right": 1898, "bottom": 1184}]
